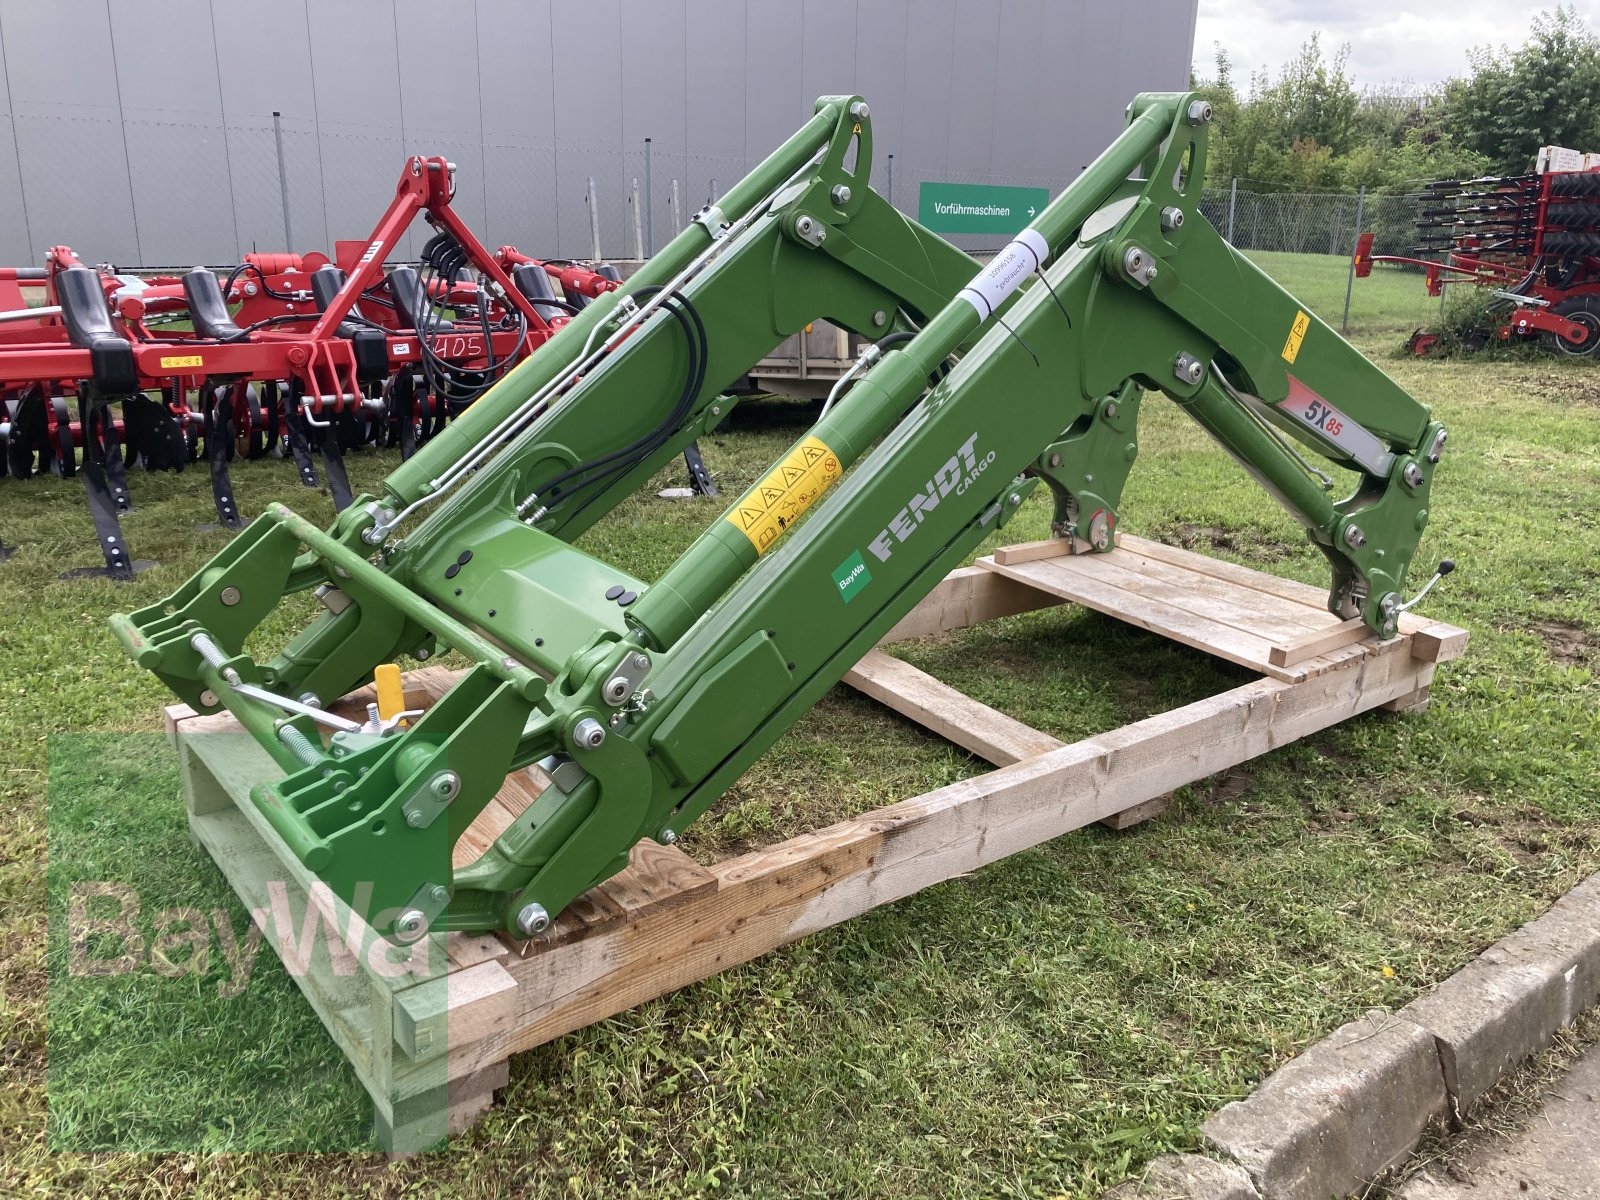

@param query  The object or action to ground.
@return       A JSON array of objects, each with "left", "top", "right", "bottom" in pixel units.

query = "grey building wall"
[{"left": 0, "top": 0, "right": 1197, "bottom": 266}]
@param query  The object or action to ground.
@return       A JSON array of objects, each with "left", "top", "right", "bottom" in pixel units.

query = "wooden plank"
[
  {"left": 1106, "top": 544, "right": 1335, "bottom": 630},
  {"left": 1117, "top": 535, "right": 1469, "bottom": 660},
  {"left": 1268, "top": 617, "right": 1369, "bottom": 667},
  {"left": 436, "top": 644, "right": 1432, "bottom": 1076},
  {"left": 1045, "top": 551, "right": 1329, "bottom": 644},
  {"left": 843, "top": 648, "right": 1063, "bottom": 767},
  {"left": 879, "top": 565, "right": 1064, "bottom": 643},
  {"left": 991, "top": 537, "right": 1078, "bottom": 565},
  {"left": 982, "top": 553, "right": 1301, "bottom": 681}
]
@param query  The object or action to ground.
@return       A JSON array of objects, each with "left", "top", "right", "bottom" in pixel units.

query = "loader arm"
[
  {"left": 115, "top": 94, "right": 978, "bottom": 714},
  {"left": 113, "top": 93, "right": 1447, "bottom": 945}
]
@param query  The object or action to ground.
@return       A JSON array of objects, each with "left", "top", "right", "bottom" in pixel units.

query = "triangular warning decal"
[
  {"left": 738, "top": 507, "right": 764, "bottom": 529},
  {"left": 802, "top": 444, "right": 826, "bottom": 465},
  {"left": 781, "top": 465, "right": 806, "bottom": 486}
]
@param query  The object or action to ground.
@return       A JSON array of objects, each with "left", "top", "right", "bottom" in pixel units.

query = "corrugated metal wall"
[{"left": 0, "top": 0, "right": 1197, "bottom": 265}]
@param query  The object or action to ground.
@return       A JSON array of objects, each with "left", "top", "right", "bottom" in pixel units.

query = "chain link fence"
[{"left": 0, "top": 107, "right": 1446, "bottom": 342}]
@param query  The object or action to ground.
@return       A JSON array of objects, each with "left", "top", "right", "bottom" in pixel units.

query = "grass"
[
  {"left": 1244, "top": 250, "right": 1440, "bottom": 339},
  {"left": 3, "top": 252, "right": 1599, "bottom": 1197}
]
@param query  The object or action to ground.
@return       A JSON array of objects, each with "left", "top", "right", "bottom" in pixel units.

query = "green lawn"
[
  {"left": 4, "top": 306, "right": 1599, "bottom": 1196},
  {"left": 1244, "top": 249, "right": 1439, "bottom": 339}
]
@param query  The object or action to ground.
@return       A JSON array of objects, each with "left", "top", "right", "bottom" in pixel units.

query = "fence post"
[
  {"left": 630, "top": 178, "right": 644, "bottom": 260},
  {"left": 887, "top": 153, "right": 894, "bottom": 208},
  {"left": 670, "top": 179, "right": 681, "bottom": 234},
  {"left": 1227, "top": 177, "right": 1237, "bottom": 243},
  {"left": 1341, "top": 185, "right": 1365, "bottom": 336},
  {"left": 272, "top": 111, "right": 293, "bottom": 250},
  {"left": 586, "top": 177, "right": 602, "bottom": 261},
  {"left": 643, "top": 138, "right": 653, "bottom": 256}
]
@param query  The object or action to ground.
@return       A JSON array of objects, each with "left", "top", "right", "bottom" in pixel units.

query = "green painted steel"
[
  {"left": 114, "top": 92, "right": 1449, "bottom": 946},
  {"left": 918, "top": 181, "right": 1052, "bottom": 235}
]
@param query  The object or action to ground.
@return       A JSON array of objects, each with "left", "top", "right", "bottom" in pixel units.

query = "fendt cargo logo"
[{"left": 868, "top": 432, "right": 995, "bottom": 563}]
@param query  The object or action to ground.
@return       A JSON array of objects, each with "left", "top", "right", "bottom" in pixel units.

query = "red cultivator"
[
  {"left": 1355, "top": 167, "right": 1600, "bottom": 356},
  {"left": 0, "top": 157, "right": 626, "bottom": 577}
]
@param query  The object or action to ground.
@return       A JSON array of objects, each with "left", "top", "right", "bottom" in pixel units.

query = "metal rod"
[
  {"left": 587, "top": 176, "right": 602, "bottom": 261},
  {"left": 670, "top": 179, "right": 681, "bottom": 233},
  {"left": 1342, "top": 185, "right": 1365, "bottom": 336},
  {"left": 1227, "top": 176, "right": 1237, "bottom": 243},
  {"left": 644, "top": 137, "right": 654, "bottom": 256},
  {"left": 886, "top": 153, "right": 894, "bottom": 208},
  {"left": 273, "top": 111, "right": 294, "bottom": 251},
  {"left": 0, "top": 305, "right": 60, "bottom": 323},
  {"left": 630, "top": 177, "right": 644, "bottom": 260}
]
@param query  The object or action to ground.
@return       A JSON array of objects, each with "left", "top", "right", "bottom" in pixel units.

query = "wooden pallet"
[{"left": 165, "top": 534, "right": 1467, "bottom": 1151}]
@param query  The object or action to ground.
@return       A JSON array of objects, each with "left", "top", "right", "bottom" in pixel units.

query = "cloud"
[{"left": 1194, "top": 0, "right": 1600, "bottom": 87}]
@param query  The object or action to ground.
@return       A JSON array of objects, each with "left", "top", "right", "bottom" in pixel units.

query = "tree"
[{"left": 1443, "top": 7, "right": 1600, "bottom": 173}]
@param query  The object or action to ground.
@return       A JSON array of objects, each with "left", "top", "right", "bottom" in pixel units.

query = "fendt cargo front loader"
[{"left": 115, "top": 93, "right": 1450, "bottom": 947}]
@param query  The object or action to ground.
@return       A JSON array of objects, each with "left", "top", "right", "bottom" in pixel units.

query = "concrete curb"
[{"left": 1102, "top": 872, "right": 1600, "bottom": 1200}]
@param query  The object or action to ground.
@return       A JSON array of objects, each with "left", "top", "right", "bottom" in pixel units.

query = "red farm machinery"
[
  {"left": 1355, "top": 164, "right": 1600, "bottom": 357},
  {"left": 0, "top": 157, "right": 635, "bottom": 577}
]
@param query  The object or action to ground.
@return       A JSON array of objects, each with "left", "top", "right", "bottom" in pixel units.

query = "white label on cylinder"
[{"left": 956, "top": 229, "right": 1050, "bottom": 320}]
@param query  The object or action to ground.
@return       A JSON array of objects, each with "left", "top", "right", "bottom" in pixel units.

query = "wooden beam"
[
  {"left": 843, "top": 649, "right": 1063, "bottom": 767},
  {"left": 441, "top": 642, "right": 1433, "bottom": 1079}
]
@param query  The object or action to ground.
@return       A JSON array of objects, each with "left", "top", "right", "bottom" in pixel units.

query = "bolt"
[
  {"left": 1187, "top": 100, "right": 1213, "bottom": 125},
  {"left": 848, "top": 100, "right": 870, "bottom": 120},
  {"left": 393, "top": 909, "right": 428, "bottom": 943},
  {"left": 199, "top": 689, "right": 219, "bottom": 707},
  {"left": 1048, "top": 452, "right": 1062, "bottom": 468},
  {"left": 516, "top": 902, "right": 550, "bottom": 937},
  {"left": 1104, "top": 401, "right": 1119, "bottom": 419},
  {"left": 299, "top": 692, "right": 323, "bottom": 708},
  {"left": 1008, "top": 493, "right": 1022, "bottom": 506},
  {"left": 660, "top": 829, "right": 678, "bottom": 846},
  {"left": 1344, "top": 524, "right": 1368, "bottom": 550},
  {"left": 430, "top": 771, "right": 460, "bottom": 801},
  {"left": 872, "top": 310, "right": 887, "bottom": 327},
  {"left": 602, "top": 676, "right": 632, "bottom": 706},
  {"left": 220, "top": 586, "right": 241, "bottom": 606},
  {"left": 573, "top": 717, "right": 606, "bottom": 750},
  {"left": 365, "top": 702, "right": 380, "bottom": 727},
  {"left": 431, "top": 885, "right": 449, "bottom": 905},
  {"left": 1087, "top": 511, "right": 1112, "bottom": 551},
  {"left": 1160, "top": 206, "right": 1185, "bottom": 231},
  {"left": 1122, "top": 245, "right": 1157, "bottom": 286},
  {"left": 415, "top": 648, "right": 431, "bottom": 661},
  {"left": 830, "top": 184, "right": 852, "bottom": 206},
  {"left": 1173, "top": 353, "right": 1204, "bottom": 386},
  {"left": 406, "top": 809, "right": 426, "bottom": 828},
  {"left": 632, "top": 653, "right": 651, "bottom": 672},
  {"left": 1402, "top": 462, "right": 1424, "bottom": 489}
]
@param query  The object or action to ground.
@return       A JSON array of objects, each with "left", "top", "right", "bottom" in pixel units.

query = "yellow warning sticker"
[
  {"left": 725, "top": 434, "right": 842, "bottom": 554},
  {"left": 159, "top": 354, "right": 204, "bottom": 369},
  {"left": 1281, "top": 310, "right": 1310, "bottom": 364}
]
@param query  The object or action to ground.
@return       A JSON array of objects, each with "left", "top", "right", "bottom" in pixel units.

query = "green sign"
[
  {"left": 917, "top": 181, "right": 1050, "bottom": 235},
  {"left": 831, "top": 550, "right": 871, "bottom": 604}
]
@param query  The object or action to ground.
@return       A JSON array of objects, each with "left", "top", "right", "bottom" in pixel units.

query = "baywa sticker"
[{"left": 832, "top": 550, "right": 871, "bottom": 603}]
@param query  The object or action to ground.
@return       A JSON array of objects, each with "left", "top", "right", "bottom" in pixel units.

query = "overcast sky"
[{"left": 1193, "top": 0, "right": 1600, "bottom": 89}]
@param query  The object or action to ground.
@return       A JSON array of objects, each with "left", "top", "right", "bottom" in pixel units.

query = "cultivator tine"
[
  {"left": 276, "top": 383, "right": 321, "bottom": 488},
  {"left": 389, "top": 369, "right": 418, "bottom": 460},
  {"left": 96, "top": 399, "right": 132, "bottom": 513},
  {"left": 51, "top": 396, "right": 75, "bottom": 478},
  {"left": 72, "top": 387, "right": 136, "bottom": 579},
  {"left": 202, "top": 382, "right": 243, "bottom": 529},
  {"left": 319, "top": 422, "right": 354, "bottom": 511},
  {"left": 683, "top": 441, "right": 717, "bottom": 496}
]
